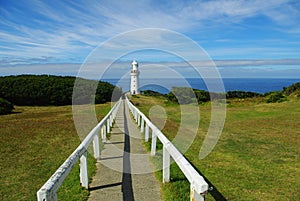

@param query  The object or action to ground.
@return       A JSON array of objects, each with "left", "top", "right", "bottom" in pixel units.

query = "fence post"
[
  {"left": 145, "top": 124, "right": 149, "bottom": 142},
  {"left": 151, "top": 131, "right": 157, "bottom": 156},
  {"left": 80, "top": 151, "right": 88, "bottom": 189},
  {"left": 190, "top": 184, "right": 205, "bottom": 201},
  {"left": 93, "top": 131, "right": 100, "bottom": 159},
  {"left": 137, "top": 114, "right": 141, "bottom": 126},
  {"left": 163, "top": 145, "right": 170, "bottom": 183},
  {"left": 141, "top": 117, "right": 144, "bottom": 132},
  {"left": 107, "top": 119, "right": 110, "bottom": 133},
  {"left": 110, "top": 115, "right": 113, "bottom": 127},
  {"left": 102, "top": 125, "right": 106, "bottom": 142}
]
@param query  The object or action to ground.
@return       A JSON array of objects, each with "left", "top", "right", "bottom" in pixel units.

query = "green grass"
[
  {"left": 0, "top": 103, "right": 111, "bottom": 201},
  {"left": 132, "top": 95, "right": 300, "bottom": 200}
]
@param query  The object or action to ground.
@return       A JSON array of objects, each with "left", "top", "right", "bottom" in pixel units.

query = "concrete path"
[{"left": 88, "top": 100, "right": 162, "bottom": 201}]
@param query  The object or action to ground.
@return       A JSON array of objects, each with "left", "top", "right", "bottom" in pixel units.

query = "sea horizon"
[{"left": 102, "top": 78, "right": 300, "bottom": 94}]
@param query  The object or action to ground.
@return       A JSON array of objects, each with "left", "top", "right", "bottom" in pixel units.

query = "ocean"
[{"left": 102, "top": 78, "right": 300, "bottom": 94}]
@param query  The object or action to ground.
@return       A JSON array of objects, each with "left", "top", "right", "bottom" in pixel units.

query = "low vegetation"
[
  {"left": 226, "top": 90, "right": 261, "bottom": 99},
  {"left": 265, "top": 91, "right": 287, "bottom": 103},
  {"left": 148, "top": 83, "right": 300, "bottom": 105},
  {"left": 131, "top": 93, "right": 300, "bottom": 200},
  {"left": 165, "top": 87, "right": 216, "bottom": 104},
  {"left": 0, "top": 103, "right": 111, "bottom": 201},
  {"left": 283, "top": 82, "right": 300, "bottom": 96},
  {"left": 0, "top": 98, "right": 14, "bottom": 115}
]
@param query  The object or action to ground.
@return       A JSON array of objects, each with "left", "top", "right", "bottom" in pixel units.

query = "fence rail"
[
  {"left": 125, "top": 96, "right": 208, "bottom": 201},
  {"left": 37, "top": 95, "right": 208, "bottom": 201},
  {"left": 37, "top": 98, "right": 122, "bottom": 201}
]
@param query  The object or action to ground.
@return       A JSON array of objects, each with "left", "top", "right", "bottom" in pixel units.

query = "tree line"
[{"left": 0, "top": 75, "right": 122, "bottom": 108}]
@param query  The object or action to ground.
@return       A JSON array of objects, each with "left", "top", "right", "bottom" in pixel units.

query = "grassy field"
[
  {"left": 1, "top": 96, "right": 299, "bottom": 201},
  {"left": 0, "top": 103, "right": 111, "bottom": 201},
  {"left": 131, "top": 95, "right": 300, "bottom": 200}
]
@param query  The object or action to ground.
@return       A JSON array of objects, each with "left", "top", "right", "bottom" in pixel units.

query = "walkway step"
[{"left": 88, "top": 100, "right": 162, "bottom": 201}]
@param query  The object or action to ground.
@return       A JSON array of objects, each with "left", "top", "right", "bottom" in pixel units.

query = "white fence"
[
  {"left": 37, "top": 98, "right": 122, "bottom": 201},
  {"left": 125, "top": 96, "right": 208, "bottom": 201}
]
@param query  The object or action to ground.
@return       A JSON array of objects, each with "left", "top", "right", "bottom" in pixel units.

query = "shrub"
[
  {"left": 283, "top": 82, "right": 300, "bottom": 96},
  {"left": 226, "top": 90, "right": 261, "bottom": 99},
  {"left": 194, "top": 89, "right": 210, "bottom": 103},
  {"left": 141, "top": 90, "right": 163, "bottom": 96},
  {"left": 0, "top": 98, "right": 14, "bottom": 115},
  {"left": 167, "top": 87, "right": 195, "bottom": 104},
  {"left": 166, "top": 88, "right": 223, "bottom": 104},
  {"left": 265, "top": 91, "right": 287, "bottom": 103}
]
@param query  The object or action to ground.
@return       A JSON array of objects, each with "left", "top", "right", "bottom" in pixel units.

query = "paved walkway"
[{"left": 88, "top": 100, "right": 162, "bottom": 201}]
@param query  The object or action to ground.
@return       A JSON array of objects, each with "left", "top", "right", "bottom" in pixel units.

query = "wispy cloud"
[
  {"left": 213, "top": 58, "right": 300, "bottom": 67},
  {"left": 151, "top": 58, "right": 300, "bottom": 67},
  {"left": 0, "top": 0, "right": 300, "bottom": 73}
]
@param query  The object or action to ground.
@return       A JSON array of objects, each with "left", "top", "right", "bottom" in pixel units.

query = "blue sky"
[{"left": 1, "top": 0, "right": 300, "bottom": 78}]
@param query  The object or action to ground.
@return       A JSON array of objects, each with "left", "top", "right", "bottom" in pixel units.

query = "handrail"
[
  {"left": 125, "top": 96, "right": 208, "bottom": 201},
  {"left": 37, "top": 98, "right": 122, "bottom": 201}
]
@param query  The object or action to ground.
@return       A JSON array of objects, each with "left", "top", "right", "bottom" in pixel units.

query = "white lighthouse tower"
[{"left": 130, "top": 60, "right": 140, "bottom": 95}]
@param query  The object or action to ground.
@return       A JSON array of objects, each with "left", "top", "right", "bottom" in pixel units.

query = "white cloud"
[
  {"left": 2, "top": 58, "right": 299, "bottom": 79},
  {"left": 0, "top": 0, "right": 299, "bottom": 68},
  {"left": 0, "top": 63, "right": 81, "bottom": 76}
]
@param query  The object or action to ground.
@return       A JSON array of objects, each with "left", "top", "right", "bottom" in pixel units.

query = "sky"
[{"left": 1, "top": 0, "right": 300, "bottom": 78}]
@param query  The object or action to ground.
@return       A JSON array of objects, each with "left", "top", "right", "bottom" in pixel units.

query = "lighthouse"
[{"left": 130, "top": 60, "right": 140, "bottom": 95}]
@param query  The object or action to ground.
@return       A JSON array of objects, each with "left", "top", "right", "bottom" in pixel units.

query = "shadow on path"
[
  {"left": 89, "top": 182, "right": 122, "bottom": 191},
  {"left": 121, "top": 101, "right": 134, "bottom": 201}
]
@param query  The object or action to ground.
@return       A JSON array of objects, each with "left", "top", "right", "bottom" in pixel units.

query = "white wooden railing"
[
  {"left": 37, "top": 98, "right": 122, "bottom": 201},
  {"left": 125, "top": 96, "right": 208, "bottom": 201}
]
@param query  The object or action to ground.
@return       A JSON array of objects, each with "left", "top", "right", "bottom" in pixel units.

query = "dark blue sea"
[{"left": 102, "top": 78, "right": 300, "bottom": 94}]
